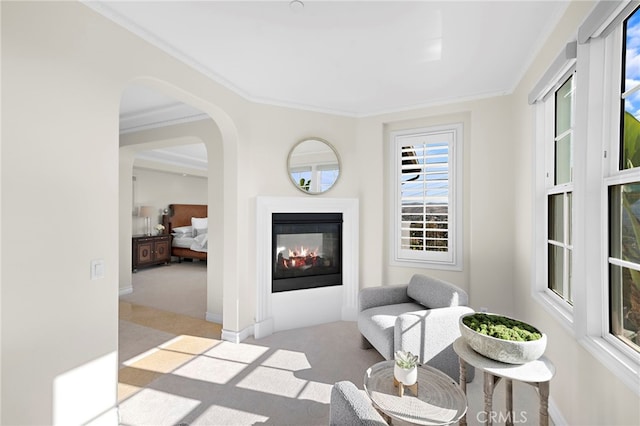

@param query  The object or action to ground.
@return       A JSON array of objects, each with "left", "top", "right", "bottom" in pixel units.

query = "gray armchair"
[
  {"left": 329, "top": 381, "right": 387, "bottom": 426},
  {"left": 357, "top": 274, "right": 474, "bottom": 382}
]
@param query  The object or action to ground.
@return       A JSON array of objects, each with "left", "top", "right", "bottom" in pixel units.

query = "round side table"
[
  {"left": 453, "top": 337, "right": 555, "bottom": 426},
  {"left": 364, "top": 360, "right": 468, "bottom": 426}
]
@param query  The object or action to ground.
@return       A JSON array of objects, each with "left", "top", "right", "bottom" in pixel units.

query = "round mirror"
[{"left": 287, "top": 138, "right": 340, "bottom": 194}]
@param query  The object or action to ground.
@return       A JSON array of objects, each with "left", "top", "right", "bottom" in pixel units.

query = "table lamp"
[{"left": 138, "top": 205, "right": 153, "bottom": 236}]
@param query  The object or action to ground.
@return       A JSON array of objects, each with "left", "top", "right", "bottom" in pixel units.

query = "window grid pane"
[
  {"left": 609, "top": 183, "right": 640, "bottom": 352},
  {"left": 548, "top": 244, "right": 564, "bottom": 296},
  {"left": 555, "top": 133, "right": 572, "bottom": 185},
  {"left": 548, "top": 194, "right": 564, "bottom": 242},
  {"left": 555, "top": 76, "right": 573, "bottom": 134},
  {"left": 547, "top": 191, "right": 573, "bottom": 304},
  {"left": 608, "top": 263, "right": 640, "bottom": 352},
  {"left": 622, "top": 9, "right": 640, "bottom": 170},
  {"left": 555, "top": 75, "right": 574, "bottom": 185}
]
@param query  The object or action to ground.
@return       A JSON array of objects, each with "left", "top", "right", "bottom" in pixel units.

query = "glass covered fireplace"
[{"left": 272, "top": 212, "right": 342, "bottom": 293}]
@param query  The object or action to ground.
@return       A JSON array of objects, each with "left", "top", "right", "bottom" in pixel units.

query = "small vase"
[{"left": 394, "top": 364, "right": 417, "bottom": 386}]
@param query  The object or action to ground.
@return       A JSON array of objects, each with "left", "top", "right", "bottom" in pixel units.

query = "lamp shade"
[{"left": 138, "top": 206, "right": 153, "bottom": 218}]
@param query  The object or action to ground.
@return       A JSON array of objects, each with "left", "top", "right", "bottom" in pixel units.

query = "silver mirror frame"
[{"left": 287, "top": 137, "right": 341, "bottom": 195}]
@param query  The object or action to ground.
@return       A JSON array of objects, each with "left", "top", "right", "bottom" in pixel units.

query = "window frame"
[
  {"left": 533, "top": 4, "right": 640, "bottom": 395},
  {"left": 546, "top": 70, "right": 577, "bottom": 307},
  {"left": 389, "top": 123, "right": 463, "bottom": 270},
  {"left": 534, "top": 64, "right": 577, "bottom": 327},
  {"left": 602, "top": 7, "right": 640, "bottom": 364}
]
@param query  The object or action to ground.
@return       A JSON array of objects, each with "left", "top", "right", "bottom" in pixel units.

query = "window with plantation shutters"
[{"left": 391, "top": 124, "right": 463, "bottom": 269}]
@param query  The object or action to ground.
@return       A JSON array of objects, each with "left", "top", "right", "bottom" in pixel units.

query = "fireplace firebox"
[{"left": 272, "top": 212, "right": 342, "bottom": 293}]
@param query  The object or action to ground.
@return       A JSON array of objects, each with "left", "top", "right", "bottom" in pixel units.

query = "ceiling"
[{"left": 102, "top": 0, "right": 570, "bottom": 166}]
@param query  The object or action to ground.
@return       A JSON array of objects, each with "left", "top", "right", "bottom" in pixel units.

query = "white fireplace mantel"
[{"left": 254, "top": 196, "right": 359, "bottom": 339}]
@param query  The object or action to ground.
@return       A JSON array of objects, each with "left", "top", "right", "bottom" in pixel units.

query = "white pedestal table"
[{"left": 453, "top": 337, "right": 555, "bottom": 426}]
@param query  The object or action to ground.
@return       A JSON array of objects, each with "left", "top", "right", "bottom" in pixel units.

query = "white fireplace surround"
[{"left": 254, "top": 196, "right": 359, "bottom": 339}]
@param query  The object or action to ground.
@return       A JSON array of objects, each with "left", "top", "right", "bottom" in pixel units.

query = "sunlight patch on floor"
[
  {"left": 172, "top": 356, "right": 249, "bottom": 385},
  {"left": 118, "top": 388, "right": 201, "bottom": 426},
  {"left": 236, "top": 365, "right": 309, "bottom": 398},
  {"left": 262, "top": 348, "right": 312, "bottom": 370}
]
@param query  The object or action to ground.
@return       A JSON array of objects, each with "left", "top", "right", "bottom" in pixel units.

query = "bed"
[{"left": 162, "top": 204, "right": 208, "bottom": 262}]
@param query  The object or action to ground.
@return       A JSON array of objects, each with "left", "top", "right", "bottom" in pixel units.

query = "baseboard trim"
[
  {"left": 341, "top": 305, "right": 358, "bottom": 321},
  {"left": 119, "top": 286, "right": 133, "bottom": 297},
  {"left": 254, "top": 317, "right": 274, "bottom": 339},
  {"left": 548, "top": 396, "right": 566, "bottom": 426},
  {"left": 205, "top": 311, "right": 222, "bottom": 324},
  {"left": 221, "top": 324, "right": 254, "bottom": 343}
]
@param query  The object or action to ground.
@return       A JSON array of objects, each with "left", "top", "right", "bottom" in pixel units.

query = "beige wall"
[
  {"left": 2, "top": 1, "right": 638, "bottom": 425},
  {"left": 131, "top": 168, "right": 207, "bottom": 235},
  {"left": 2, "top": 2, "right": 242, "bottom": 423},
  {"left": 357, "top": 96, "right": 516, "bottom": 316}
]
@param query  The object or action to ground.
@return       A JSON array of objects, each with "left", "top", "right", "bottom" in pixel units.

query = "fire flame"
[
  {"left": 288, "top": 246, "right": 317, "bottom": 258},
  {"left": 282, "top": 246, "right": 319, "bottom": 269}
]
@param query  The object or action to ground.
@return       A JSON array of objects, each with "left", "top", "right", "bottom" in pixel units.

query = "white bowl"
[{"left": 459, "top": 313, "right": 547, "bottom": 364}]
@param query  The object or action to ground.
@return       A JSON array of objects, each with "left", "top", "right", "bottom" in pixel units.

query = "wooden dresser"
[{"left": 132, "top": 234, "right": 171, "bottom": 272}]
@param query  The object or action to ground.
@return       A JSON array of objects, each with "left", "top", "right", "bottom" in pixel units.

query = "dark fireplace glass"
[{"left": 272, "top": 212, "right": 342, "bottom": 293}]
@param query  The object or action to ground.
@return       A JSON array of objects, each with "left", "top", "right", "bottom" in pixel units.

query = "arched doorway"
[
  {"left": 117, "top": 77, "right": 242, "bottom": 336},
  {"left": 116, "top": 79, "right": 241, "bottom": 405},
  {"left": 119, "top": 82, "right": 223, "bottom": 318}
]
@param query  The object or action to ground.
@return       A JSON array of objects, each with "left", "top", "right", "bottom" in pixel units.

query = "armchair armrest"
[
  {"left": 358, "top": 284, "right": 412, "bottom": 312},
  {"left": 330, "top": 381, "right": 388, "bottom": 426}
]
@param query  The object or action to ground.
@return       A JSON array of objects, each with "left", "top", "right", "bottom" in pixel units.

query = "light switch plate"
[{"left": 91, "top": 259, "right": 105, "bottom": 280}]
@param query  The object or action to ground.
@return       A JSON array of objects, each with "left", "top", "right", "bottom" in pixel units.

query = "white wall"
[
  {"left": 2, "top": 2, "right": 242, "bottom": 423},
  {"left": 131, "top": 167, "right": 207, "bottom": 235}
]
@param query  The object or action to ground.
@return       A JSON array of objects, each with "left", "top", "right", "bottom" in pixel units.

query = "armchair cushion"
[
  {"left": 357, "top": 302, "right": 424, "bottom": 361},
  {"left": 394, "top": 306, "right": 474, "bottom": 380}
]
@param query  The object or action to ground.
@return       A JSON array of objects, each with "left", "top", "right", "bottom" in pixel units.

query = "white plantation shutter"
[{"left": 391, "top": 124, "right": 462, "bottom": 269}]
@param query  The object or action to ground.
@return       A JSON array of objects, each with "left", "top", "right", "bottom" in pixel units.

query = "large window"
[
  {"left": 607, "top": 7, "right": 640, "bottom": 355},
  {"left": 533, "top": 1, "right": 640, "bottom": 393},
  {"left": 391, "top": 124, "right": 463, "bottom": 269}
]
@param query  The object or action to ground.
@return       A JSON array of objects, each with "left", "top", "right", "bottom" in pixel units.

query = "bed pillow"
[
  {"left": 194, "top": 227, "right": 208, "bottom": 237},
  {"left": 193, "top": 233, "right": 208, "bottom": 249},
  {"left": 191, "top": 217, "right": 208, "bottom": 235},
  {"left": 172, "top": 225, "right": 193, "bottom": 237}
]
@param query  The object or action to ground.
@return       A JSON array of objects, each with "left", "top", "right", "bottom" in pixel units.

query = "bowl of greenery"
[{"left": 459, "top": 312, "right": 547, "bottom": 364}]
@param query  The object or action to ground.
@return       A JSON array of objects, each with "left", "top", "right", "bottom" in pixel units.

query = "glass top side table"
[{"left": 364, "top": 360, "right": 468, "bottom": 426}]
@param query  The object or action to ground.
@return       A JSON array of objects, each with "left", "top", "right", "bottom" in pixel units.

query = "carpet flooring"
[
  {"left": 118, "top": 263, "right": 546, "bottom": 425},
  {"left": 121, "top": 261, "right": 207, "bottom": 319}
]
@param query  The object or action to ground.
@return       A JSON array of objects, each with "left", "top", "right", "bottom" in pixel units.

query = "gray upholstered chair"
[
  {"left": 357, "top": 274, "right": 474, "bottom": 382},
  {"left": 329, "top": 381, "right": 387, "bottom": 426}
]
